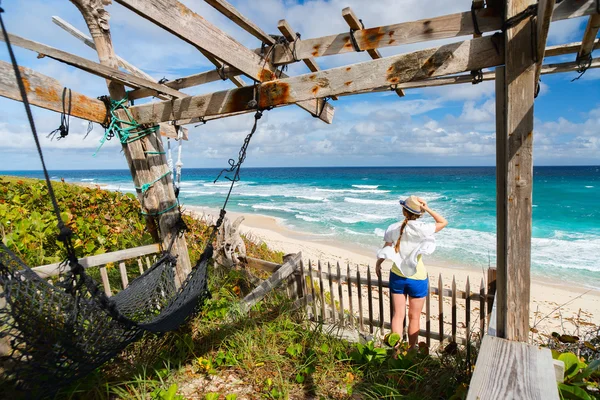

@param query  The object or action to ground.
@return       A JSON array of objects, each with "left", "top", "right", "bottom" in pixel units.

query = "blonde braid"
[{"left": 394, "top": 219, "right": 408, "bottom": 253}]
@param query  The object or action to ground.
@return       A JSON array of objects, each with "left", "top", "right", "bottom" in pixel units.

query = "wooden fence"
[{"left": 282, "top": 261, "right": 497, "bottom": 347}]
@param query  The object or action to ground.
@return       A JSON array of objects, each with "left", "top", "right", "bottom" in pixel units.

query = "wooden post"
[
  {"left": 480, "top": 278, "right": 486, "bottom": 335},
  {"left": 487, "top": 267, "right": 497, "bottom": 317},
  {"left": 367, "top": 266, "right": 374, "bottom": 334},
  {"left": 318, "top": 261, "right": 326, "bottom": 322},
  {"left": 496, "top": 0, "right": 536, "bottom": 341},
  {"left": 337, "top": 262, "right": 345, "bottom": 325},
  {"left": 452, "top": 276, "right": 457, "bottom": 343},
  {"left": 327, "top": 262, "right": 335, "bottom": 323},
  {"left": 70, "top": 0, "right": 192, "bottom": 288},
  {"left": 300, "top": 260, "right": 309, "bottom": 317},
  {"left": 308, "top": 260, "right": 318, "bottom": 321},
  {"left": 119, "top": 262, "right": 129, "bottom": 289},
  {"left": 357, "top": 269, "right": 364, "bottom": 332},
  {"left": 377, "top": 272, "right": 384, "bottom": 329},
  {"left": 466, "top": 277, "right": 471, "bottom": 343},
  {"left": 426, "top": 279, "right": 431, "bottom": 347},
  {"left": 347, "top": 264, "right": 354, "bottom": 329},
  {"left": 99, "top": 266, "right": 111, "bottom": 297},
  {"left": 438, "top": 274, "right": 444, "bottom": 343}
]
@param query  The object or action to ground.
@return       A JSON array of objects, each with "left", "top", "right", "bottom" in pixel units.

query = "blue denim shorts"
[{"left": 389, "top": 273, "right": 429, "bottom": 298}]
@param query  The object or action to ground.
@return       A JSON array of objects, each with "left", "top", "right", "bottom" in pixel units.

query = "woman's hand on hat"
[{"left": 416, "top": 197, "right": 428, "bottom": 209}]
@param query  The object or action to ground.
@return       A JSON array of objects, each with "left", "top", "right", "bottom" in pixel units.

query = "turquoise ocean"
[{"left": 7, "top": 166, "right": 600, "bottom": 288}]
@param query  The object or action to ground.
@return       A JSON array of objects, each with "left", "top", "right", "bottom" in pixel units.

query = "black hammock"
[{"left": 0, "top": 4, "right": 263, "bottom": 396}]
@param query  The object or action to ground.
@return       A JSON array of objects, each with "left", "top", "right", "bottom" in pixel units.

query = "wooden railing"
[
  {"left": 33, "top": 243, "right": 162, "bottom": 296},
  {"left": 279, "top": 260, "right": 497, "bottom": 347}
]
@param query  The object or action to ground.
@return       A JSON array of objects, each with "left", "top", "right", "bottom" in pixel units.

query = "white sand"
[{"left": 188, "top": 205, "right": 599, "bottom": 342}]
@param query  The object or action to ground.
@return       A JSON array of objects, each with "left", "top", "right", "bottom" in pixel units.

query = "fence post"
[{"left": 487, "top": 267, "right": 497, "bottom": 318}]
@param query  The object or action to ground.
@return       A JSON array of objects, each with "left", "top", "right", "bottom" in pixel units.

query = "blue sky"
[{"left": 0, "top": 0, "right": 598, "bottom": 170}]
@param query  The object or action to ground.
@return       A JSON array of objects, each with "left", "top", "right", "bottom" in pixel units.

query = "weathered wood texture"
[
  {"left": 342, "top": 7, "right": 404, "bottom": 97},
  {"left": 0, "top": 60, "right": 106, "bottom": 123},
  {"left": 498, "top": 0, "right": 536, "bottom": 341},
  {"left": 239, "top": 252, "right": 302, "bottom": 314},
  {"left": 270, "top": 0, "right": 598, "bottom": 64},
  {"left": 33, "top": 244, "right": 161, "bottom": 278},
  {"left": 578, "top": 14, "right": 600, "bottom": 59},
  {"left": 466, "top": 335, "right": 559, "bottom": 399},
  {"left": 70, "top": 0, "right": 192, "bottom": 287},
  {"left": 205, "top": 0, "right": 274, "bottom": 45},
  {"left": 535, "top": 0, "right": 557, "bottom": 84},
  {"left": 1, "top": 33, "right": 186, "bottom": 98},
  {"left": 547, "top": 38, "right": 600, "bottom": 56},
  {"left": 127, "top": 35, "right": 504, "bottom": 124}
]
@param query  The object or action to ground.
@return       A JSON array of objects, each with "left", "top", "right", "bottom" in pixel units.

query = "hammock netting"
[{"left": 0, "top": 241, "right": 212, "bottom": 396}]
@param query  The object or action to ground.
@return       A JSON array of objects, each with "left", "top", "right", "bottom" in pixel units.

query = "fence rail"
[{"left": 281, "top": 260, "right": 497, "bottom": 347}]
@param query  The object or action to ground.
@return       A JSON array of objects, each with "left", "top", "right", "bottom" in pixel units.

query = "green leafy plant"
[
  {"left": 553, "top": 351, "right": 600, "bottom": 400},
  {"left": 350, "top": 341, "right": 388, "bottom": 367},
  {"left": 151, "top": 383, "right": 184, "bottom": 400}
]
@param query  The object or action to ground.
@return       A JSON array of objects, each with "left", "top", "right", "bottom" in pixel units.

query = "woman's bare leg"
[
  {"left": 391, "top": 293, "right": 407, "bottom": 339},
  {"left": 407, "top": 296, "right": 426, "bottom": 347}
]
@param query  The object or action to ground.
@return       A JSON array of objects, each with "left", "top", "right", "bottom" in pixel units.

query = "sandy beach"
[{"left": 187, "top": 205, "right": 600, "bottom": 344}]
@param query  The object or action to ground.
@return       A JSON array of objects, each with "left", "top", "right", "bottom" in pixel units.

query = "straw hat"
[{"left": 399, "top": 195, "right": 423, "bottom": 215}]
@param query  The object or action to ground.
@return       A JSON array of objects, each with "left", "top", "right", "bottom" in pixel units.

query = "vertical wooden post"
[
  {"left": 496, "top": 0, "right": 536, "bottom": 341},
  {"left": 347, "top": 264, "right": 354, "bottom": 329},
  {"left": 337, "top": 262, "right": 345, "bottom": 325},
  {"left": 300, "top": 260, "right": 309, "bottom": 317},
  {"left": 480, "top": 278, "right": 486, "bottom": 335},
  {"left": 70, "top": 0, "right": 191, "bottom": 288},
  {"left": 452, "top": 276, "right": 457, "bottom": 343},
  {"left": 318, "top": 261, "right": 326, "bottom": 322},
  {"left": 367, "top": 266, "right": 374, "bottom": 334},
  {"left": 308, "top": 260, "right": 318, "bottom": 321},
  {"left": 487, "top": 267, "right": 497, "bottom": 317},
  {"left": 357, "top": 269, "right": 364, "bottom": 332},
  {"left": 438, "top": 274, "right": 444, "bottom": 343},
  {"left": 119, "top": 262, "right": 129, "bottom": 289},
  {"left": 377, "top": 272, "right": 384, "bottom": 329},
  {"left": 426, "top": 279, "right": 431, "bottom": 347},
  {"left": 327, "top": 262, "right": 335, "bottom": 323}
]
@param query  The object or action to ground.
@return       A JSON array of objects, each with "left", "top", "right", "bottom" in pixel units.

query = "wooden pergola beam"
[
  {"left": 204, "top": 0, "right": 275, "bottom": 45},
  {"left": 535, "top": 0, "right": 557, "bottom": 84},
  {"left": 126, "top": 35, "right": 505, "bottom": 125},
  {"left": 277, "top": 19, "right": 338, "bottom": 101},
  {"left": 1, "top": 33, "right": 188, "bottom": 99},
  {"left": 342, "top": 7, "right": 404, "bottom": 98},
  {"left": 577, "top": 14, "right": 600, "bottom": 60},
  {"left": 115, "top": 0, "right": 334, "bottom": 123},
  {"left": 545, "top": 38, "right": 600, "bottom": 56},
  {"left": 270, "top": 0, "right": 599, "bottom": 64}
]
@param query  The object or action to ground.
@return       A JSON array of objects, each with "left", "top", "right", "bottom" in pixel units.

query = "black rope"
[
  {"left": 211, "top": 110, "right": 263, "bottom": 239},
  {"left": 47, "top": 87, "right": 72, "bottom": 141},
  {"left": 98, "top": 94, "right": 112, "bottom": 129},
  {"left": 0, "top": 6, "right": 77, "bottom": 264},
  {"left": 291, "top": 32, "right": 301, "bottom": 62},
  {"left": 194, "top": 116, "right": 207, "bottom": 127},
  {"left": 158, "top": 77, "right": 169, "bottom": 84},
  {"left": 572, "top": 52, "right": 592, "bottom": 81},
  {"left": 471, "top": 69, "right": 483, "bottom": 84},
  {"left": 312, "top": 96, "right": 330, "bottom": 119},
  {"left": 471, "top": 2, "right": 482, "bottom": 36},
  {"left": 502, "top": 4, "right": 538, "bottom": 31},
  {"left": 534, "top": 79, "right": 541, "bottom": 98},
  {"left": 348, "top": 20, "right": 365, "bottom": 53},
  {"left": 216, "top": 64, "right": 227, "bottom": 81}
]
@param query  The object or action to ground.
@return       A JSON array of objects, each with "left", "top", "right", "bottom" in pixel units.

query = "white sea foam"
[
  {"left": 373, "top": 228, "right": 386, "bottom": 237},
  {"left": 352, "top": 184, "right": 379, "bottom": 189},
  {"left": 81, "top": 178, "right": 95, "bottom": 182},
  {"left": 180, "top": 190, "right": 217, "bottom": 196},
  {"left": 344, "top": 197, "right": 397, "bottom": 205},
  {"left": 316, "top": 188, "right": 390, "bottom": 194},
  {"left": 295, "top": 215, "right": 320, "bottom": 222},
  {"left": 585, "top": 186, "right": 594, "bottom": 188},
  {"left": 292, "top": 195, "right": 329, "bottom": 202},
  {"left": 252, "top": 204, "right": 295, "bottom": 213},
  {"left": 343, "top": 228, "right": 371, "bottom": 236},
  {"left": 238, "top": 203, "right": 249, "bottom": 207}
]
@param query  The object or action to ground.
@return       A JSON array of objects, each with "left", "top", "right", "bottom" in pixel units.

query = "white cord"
[{"left": 175, "top": 127, "right": 183, "bottom": 190}]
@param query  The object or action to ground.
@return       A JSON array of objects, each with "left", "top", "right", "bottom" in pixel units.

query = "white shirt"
[{"left": 377, "top": 220, "right": 437, "bottom": 277}]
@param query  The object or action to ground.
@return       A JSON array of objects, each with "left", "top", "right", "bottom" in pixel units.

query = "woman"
[{"left": 376, "top": 195, "right": 447, "bottom": 349}]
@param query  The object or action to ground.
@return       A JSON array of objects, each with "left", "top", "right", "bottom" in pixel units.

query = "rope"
[
  {"left": 135, "top": 170, "right": 171, "bottom": 194},
  {"left": 216, "top": 64, "right": 227, "bottom": 81},
  {"left": 141, "top": 202, "right": 178, "bottom": 216},
  {"left": 502, "top": 4, "right": 538, "bottom": 32},
  {"left": 93, "top": 96, "right": 159, "bottom": 156},
  {"left": 174, "top": 127, "right": 184, "bottom": 197},
  {"left": 0, "top": 5, "right": 78, "bottom": 266},
  {"left": 348, "top": 19, "right": 365, "bottom": 53},
  {"left": 572, "top": 53, "right": 592, "bottom": 82},
  {"left": 471, "top": 69, "right": 483, "bottom": 84},
  {"left": 312, "top": 96, "right": 330, "bottom": 119},
  {"left": 47, "top": 87, "right": 72, "bottom": 141},
  {"left": 471, "top": 2, "right": 482, "bottom": 36}
]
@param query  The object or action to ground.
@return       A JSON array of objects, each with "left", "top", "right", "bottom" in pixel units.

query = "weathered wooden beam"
[
  {"left": 342, "top": 7, "right": 404, "bottom": 97},
  {"left": 204, "top": 0, "right": 275, "bottom": 45},
  {"left": 545, "top": 38, "right": 600, "bottom": 56},
  {"left": 114, "top": 0, "right": 277, "bottom": 82},
  {"left": 277, "top": 19, "right": 338, "bottom": 100},
  {"left": 270, "top": 0, "right": 599, "bottom": 64},
  {"left": 466, "top": 336, "right": 559, "bottom": 399},
  {"left": 127, "top": 35, "right": 505, "bottom": 124},
  {"left": 535, "top": 0, "right": 557, "bottom": 85},
  {"left": 578, "top": 14, "right": 600, "bottom": 60},
  {"left": 52, "top": 16, "right": 151, "bottom": 80},
  {"left": 34, "top": 244, "right": 161, "bottom": 278},
  {"left": 498, "top": 0, "right": 536, "bottom": 342},
  {"left": 1, "top": 33, "right": 188, "bottom": 99},
  {"left": 70, "top": 0, "right": 192, "bottom": 287}
]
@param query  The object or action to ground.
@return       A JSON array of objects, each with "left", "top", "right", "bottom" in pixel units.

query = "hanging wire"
[{"left": 47, "top": 87, "right": 72, "bottom": 141}]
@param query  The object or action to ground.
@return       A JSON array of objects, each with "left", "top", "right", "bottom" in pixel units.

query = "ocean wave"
[
  {"left": 373, "top": 228, "right": 386, "bottom": 237},
  {"left": 252, "top": 204, "right": 295, "bottom": 213},
  {"left": 238, "top": 192, "right": 273, "bottom": 197},
  {"left": 284, "top": 194, "right": 329, "bottom": 202},
  {"left": 344, "top": 197, "right": 398, "bottom": 205},
  {"left": 179, "top": 190, "right": 217, "bottom": 196},
  {"left": 80, "top": 178, "right": 95, "bottom": 182},
  {"left": 585, "top": 186, "right": 594, "bottom": 188},
  {"left": 352, "top": 184, "right": 379, "bottom": 189},
  {"left": 316, "top": 188, "right": 390, "bottom": 194},
  {"left": 295, "top": 215, "right": 320, "bottom": 222},
  {"left": 238, "top": 203, "right": 249, "bottom": 207},
  {"left": 331, "top": 213, "right": 389, "bottom": 224},
  {"left": 343, "top": 228, "right": 371, "bottom": 236}
]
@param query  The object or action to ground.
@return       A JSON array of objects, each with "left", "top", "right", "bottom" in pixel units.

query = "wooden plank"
[
  {"left": 34, "top": 244, "right": 161, "bottom": 278},
  {"left": 128, "top": 35, "right": 504, "bottom": 125},
  {"left": 499, "top": 0, "right": 536, "bottom": 341},
  {"left": 277, "top": 19, "right": 338, "bottom": 101},
  {"left": 0, "top": 33, "right": 187, "bottom": 99},
  {"left": 114, "top": 0, "right": 276, "bottom": 82},
  {"left": 337, "top": 262, "right": 344, "bottom": 325},
  {"left": 357, "top": 269, "right": 364, "bottom": 332},
  {"left": 452, "top": 276, "right": 457, "bottom": 342},
  {"left": 465, "top": 277, "right": 471, "bottom": 343},
  {"left": 577, "top": 14, "right": 600, "bottom": 60},
  {"left": 137, "top": 258, "right": 144, "bottom": 275},
  {"left": 367, "top": 266, "right": 374, "bottom": 334},
  {"left": 239, "top": 252, "right": 302, "bottom": 313},
  {"left": 119, "top": 262, "right": 129, "bottom": 289},
  {"left": 487, "top": 267, "right": 497, "bottom": 317},
  {"left": 347, "top": 264, "right": 354, "bottom": 328},
  {"left": 308, "top": 260, "right": 318, "bottom": 321},
  {"left": 205, "top": 0, "right": 275, "bottom": 45},
  {"left": 0, "top": 60, "right": 106, "bottom": 124},
  {"left": 318, "top": 261, "right": 326, "bottom": 322},
  {"left": 377, "top": 269, "right": 384, "bottom": 329},
  {"left": 52, "top": 16, "right": 157, "bottom": 81},
  {"left": 480, "top": 278, "right": 486, "bottom": 335},
  {"left": 246, "top": 256, "right": 281, "bottom": 273},
  {"left": 466, "top": 335, "right": 559, "bottom": 399},
  {"left": 99, "top": 266, "right": 112, "bottom": 297},
  {"left": 327, "top": 262, "right": 335, "bottom": 323},
  {"left": 546, "top": 38, "right": 600, "bottom": 56},
  {"left": 438, "top": 274, "right": 444, "bottom": 343},
  {"left": 426, "top": 279, "right": 431, "bottom": 347},
  {"left": 300, "top": 260, "right": 309, "bottom": 318},
  {"left": 270, "top": 0, "right": 598, "bottom": 64},
  {"left": 535, "top": 0, "right": 557, "bottom": 85},
  {"left": 146, "top": 257, "right": 152, "bottom": 270},
  {"left": 342, "top": 7, "right": 404, "bottom": 97}
]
